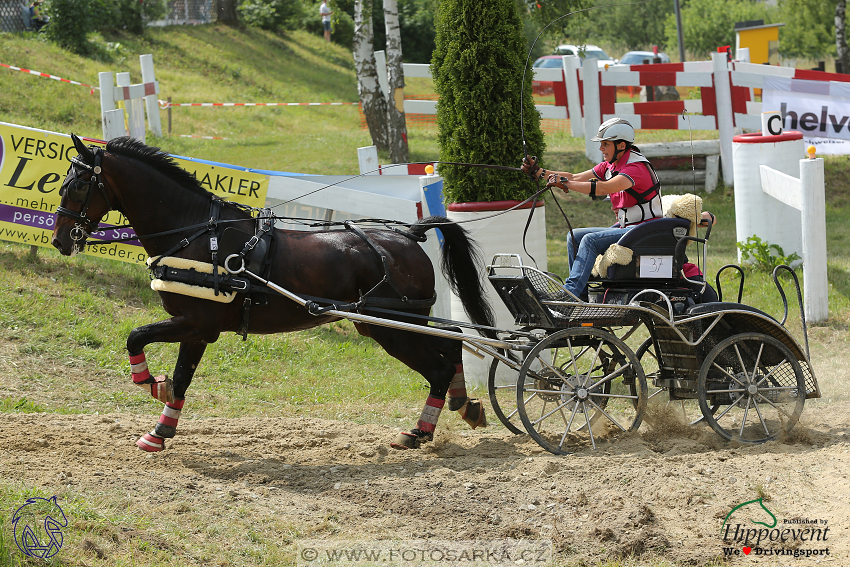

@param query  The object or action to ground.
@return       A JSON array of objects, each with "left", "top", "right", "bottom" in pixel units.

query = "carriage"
[
  {"left": 482, "top": 208, "right": 819, "bottom": 454},
  {"left": 52, "top": 134, "right": 819, "bottom": 455}
]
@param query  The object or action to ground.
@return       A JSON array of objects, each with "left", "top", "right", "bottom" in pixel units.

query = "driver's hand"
[
  {"left": 521, "top": 155, "right": 540, "bottom": 179},
  {"left": 546, "top": 173, "right": 569, "bottom": 193}
]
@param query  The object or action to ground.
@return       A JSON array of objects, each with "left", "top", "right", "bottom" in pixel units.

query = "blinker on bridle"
[{"left": 57, "top": 147, "right": 113, "bottom": 240}]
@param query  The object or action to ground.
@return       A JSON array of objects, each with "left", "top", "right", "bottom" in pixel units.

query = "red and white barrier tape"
[
  {"left": 177, "top": 135, "right": 229, "bottom": 140},
  {"left": 1, "top": 63, "right": 98, "bottom": 92},
  {"left": 160, "top": 100, "right": 358, "bottom": 108}
]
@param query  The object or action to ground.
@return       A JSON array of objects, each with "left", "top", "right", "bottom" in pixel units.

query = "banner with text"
[
  {"left": 762, "top": 77, "right": 850, "bottom": 155},
  {"left": 0, "top": 122, "right": 269, "bottom": 265}
]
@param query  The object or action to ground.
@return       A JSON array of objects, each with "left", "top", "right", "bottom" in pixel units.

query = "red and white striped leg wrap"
[
  {"left": 158, "top": 399, "right": 185, "bottom": 429},
  {"left": 390, "top": 396, "right": 444, "bottom": 450},
  {"left": 136, "top": 431, "right": 165, "bottom": 452},
  {"left": 446, "top": 364, "right": 468, "bottom": 411},
  {"left": 129, "top": 352, "right": 174, "bottom": 403}
]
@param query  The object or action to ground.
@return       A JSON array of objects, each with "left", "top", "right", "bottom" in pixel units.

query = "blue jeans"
[{"left": 564, "top": 226, "right": 631, "bottom": 298}]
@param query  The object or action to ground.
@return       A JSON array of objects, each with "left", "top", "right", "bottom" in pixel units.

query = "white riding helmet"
[{"left": 591, "top": 117, "right": 636, "bottom": 144}]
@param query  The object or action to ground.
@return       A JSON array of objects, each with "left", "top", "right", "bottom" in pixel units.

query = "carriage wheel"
[
  {"left": 636, "top": 338, "right": 716, "bottom": 426},
  {"left": 516, "top": 328, "right": 647, "bottom": 455},
  {"left": 697, "top": 332, "right": 806, "bottom": 444},
  {"left": 487, "top": 356, "right": 527, "bottom": 435}
]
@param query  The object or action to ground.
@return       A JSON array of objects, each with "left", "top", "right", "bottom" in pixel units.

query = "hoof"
[
  {"left": 390, "top": 429, "right": 433, "bottom": 450},
  {"left": 135, "top": 375, "right": 174, "bottom": 404},
  {"left": 136, "top": 431, "right": 165, "bottom": 452},
  {"left": 459, "top": 398, "right": 487, "bottom": 429}
]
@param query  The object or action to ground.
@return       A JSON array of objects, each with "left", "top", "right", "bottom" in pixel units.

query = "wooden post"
[
  {"left": 140, "top": 54, "right": 162, "bottom": 137},
  {"left": 583, "top": 60, "right": 601, "bottom": 163},
  {"left": 712, "top": 52, "right": 735, "bottom": 186},
  {"left": 563, "top": 55, "right": 584, "bottom": 138},
  {"left": 98, "top": 72, "right": 115, "bottom": 141},
  {"left": 800, "top": 156, "right": 828, "bottom": 323}
]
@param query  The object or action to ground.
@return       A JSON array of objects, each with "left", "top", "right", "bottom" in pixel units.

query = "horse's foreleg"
[{"left": 127, "top": 318, "right": 219, "bottom": 452}]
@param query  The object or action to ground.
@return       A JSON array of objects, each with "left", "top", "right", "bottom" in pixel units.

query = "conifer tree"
[{"left": 431, "top": 0, "right": 544, "bottom": 203}]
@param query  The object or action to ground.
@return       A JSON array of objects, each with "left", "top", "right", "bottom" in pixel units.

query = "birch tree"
[
  {"left": 838, "top": 0, "right": 849, "bottom": 73},
  {"left": 353, "top": 0, "right": 389, "bottom": 151},
  {"left": 383, "top": 0, "right": 409, "bottom": 164}
]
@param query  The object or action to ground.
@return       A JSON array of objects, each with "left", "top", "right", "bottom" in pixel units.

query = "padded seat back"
[{"left": 604, "top": 217, "right": 691, "bottom": 281}]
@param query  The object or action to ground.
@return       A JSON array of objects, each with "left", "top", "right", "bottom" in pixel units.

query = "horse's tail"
[{"left": 411, "top": 216, "right": 496, "bottom": 337}]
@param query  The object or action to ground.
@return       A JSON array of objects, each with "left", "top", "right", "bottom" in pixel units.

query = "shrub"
[
  {"left": 431, "top": 0, "right": 544, "bottom": 203},
  {"left": 44, "top": 0, "right": 97, "bottom": 55},
  {"left": 737, "top": 235, "right": 801, "bottom": 273},
  {"left": 239, "top": 0, "right": 304, "bottom": 31}
]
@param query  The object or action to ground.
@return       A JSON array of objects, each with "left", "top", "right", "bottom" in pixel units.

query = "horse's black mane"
[{"left": 105, "top": 137, "right": 210, "bottom": 198}]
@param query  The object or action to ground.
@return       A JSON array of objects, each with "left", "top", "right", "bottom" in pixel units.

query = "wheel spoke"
[
  {"left": 752, "top": 396, "right": 771, "bottom": 436},
  {"left": 531, "top": 397, "right": 574, "bottom": 427},
  {"left": 648, "top": 388, "right": 665, "bottom": 400},
  {"left": 711, "top": 360, "right": 749, "bottom": 388},
  {"left": 755, "top": 392, "right": 797, "bottom": 420},
  {"left": 589, "top": 392, "right": 640, "bottom": 400},
  {"left": 584, "top": 402, "right": 597, "bottom": 449},
  {"left": 707, "top": 388, "right": 746, "bottom": 394},
  {"left": 713, "top": 394, "right": 745, "bottom": 421},
  {"left": 738, "top": 396, "right": 751, "bottom": 438},
  {"left": 733, "top": 344, "right": 753, "bottom": 385},
  {"left": 586, "top": 398, "right": 629, "bottom": 432}
]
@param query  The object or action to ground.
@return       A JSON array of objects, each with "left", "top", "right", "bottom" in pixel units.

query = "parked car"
[
  {"left": 554, "top": 44, "right": 617, "bottom": 69},
  {"left": 616, "top": 50, "right": 671, "bottom": 66}
]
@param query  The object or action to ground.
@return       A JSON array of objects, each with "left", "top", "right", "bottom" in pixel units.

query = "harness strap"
[
  {"left": 147, "top": 199, "right": 223, "bottom": 272},
  {"left": 344, "top": 221, "right": 409, "bottom": 302},
  {"left": 209, "top": 200, "right": 222, "bottom": 296}
]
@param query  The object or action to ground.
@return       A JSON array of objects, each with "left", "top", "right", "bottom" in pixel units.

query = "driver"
[{"left": 521, "top": 117, "right": 662, "bottom": 300}]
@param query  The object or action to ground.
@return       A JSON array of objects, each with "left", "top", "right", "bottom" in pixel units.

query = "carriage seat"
[{"left": 591, "top": 193, "right": 704, "bottom": 282}]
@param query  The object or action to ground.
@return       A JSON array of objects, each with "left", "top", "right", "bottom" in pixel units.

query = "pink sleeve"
[{"left": 592, "top": 163, "right": 607, "bottom": 179}]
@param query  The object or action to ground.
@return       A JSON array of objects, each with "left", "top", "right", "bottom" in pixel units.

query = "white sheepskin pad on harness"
[
  {"left": 146, "top": 256, "right": 236, "bottom": 303},
  {"left": 662, "top": 193, "right": 703, "bottom": 237},
  {"left": 591, "top": 243, "right": 634, "bottom": 277}
]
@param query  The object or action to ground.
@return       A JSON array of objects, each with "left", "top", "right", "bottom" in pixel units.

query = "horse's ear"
[{"left": 70, "top": 133, "right": 93, "bottom": 163}]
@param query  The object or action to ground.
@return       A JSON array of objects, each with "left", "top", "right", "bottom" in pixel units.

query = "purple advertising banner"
[{"left": 0, "top": 203, "right": 141, "bottom": 246}]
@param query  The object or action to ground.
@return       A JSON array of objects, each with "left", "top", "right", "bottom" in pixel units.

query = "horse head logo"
[
  {"left": 11, "top": 496, "right": 68, "bottom": 559},
  {"left": 720, "top": 497, "right": 777, "bottom": 537}
]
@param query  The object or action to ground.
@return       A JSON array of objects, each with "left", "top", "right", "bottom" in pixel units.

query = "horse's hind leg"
[
  {"left": 356, "top": 323, "right": 484, "bottom": 449},
  {"left": 431, "top": 333, "right": 486, "bottom": 430}
]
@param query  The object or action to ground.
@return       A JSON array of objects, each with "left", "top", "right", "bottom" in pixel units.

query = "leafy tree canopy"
[{"left": 663, "top": 0, "right": 773, "bottom": 59}]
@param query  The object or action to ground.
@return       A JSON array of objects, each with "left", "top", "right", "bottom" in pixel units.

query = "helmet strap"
[{"left": 608, "top": 141, "right": 631, "bottom": 164}]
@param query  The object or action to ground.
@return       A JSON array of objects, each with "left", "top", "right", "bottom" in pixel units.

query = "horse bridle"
[{"left": 57, "top": 147, "right": 114, "bottom": 241}]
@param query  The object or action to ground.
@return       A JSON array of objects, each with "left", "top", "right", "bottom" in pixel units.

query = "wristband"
[
  {"left": 538, "top": 168, "right": 546, "bottom": 180},
  {"left": 589, "top": 178, "right": 597, "bottom": 200}
]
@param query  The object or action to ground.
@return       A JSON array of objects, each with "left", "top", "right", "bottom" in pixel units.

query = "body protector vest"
[{"left": 603, "top": 150, "right": 663, "bottom": 227}]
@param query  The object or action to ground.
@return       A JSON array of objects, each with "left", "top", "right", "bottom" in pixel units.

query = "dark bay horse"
[{"left": 52, "top": 135, "right": 495, "bottom": 452}]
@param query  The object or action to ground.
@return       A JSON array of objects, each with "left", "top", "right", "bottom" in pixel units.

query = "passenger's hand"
[
  {"left": 546, "top": 173, "right": 569, "bottom": 193},
  {"left": 521, "top": 155, "right": 540, "bottom": 179}
]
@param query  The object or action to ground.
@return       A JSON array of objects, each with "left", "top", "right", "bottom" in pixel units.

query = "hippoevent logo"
[
  {"left": 11, "top": 496, "right": 67, "bottom": 559},
  {"left": 720, "top": 498, "right": 831, "bottom": 559}
]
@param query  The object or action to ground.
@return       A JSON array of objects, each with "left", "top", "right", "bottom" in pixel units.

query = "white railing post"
[
  {"left": 583, "top": 61, "right": 601, "bottom": 163},
  {"left": 712, "top": 52, "right": 735, "bottom": 186},
  {"left": 140, "top": 54, "right": 162, "bottom": 138},
  {"left": 102, "top": 109, "right": 126, "bottom": 141},
  {"left": 563, "top": 55, "right": 584, "bottom": 138},
  {"left": 98, "top": 71, "right": 115, "bottom": 141},
  {"left": 800, "top": 156, "right": 828, "bottom": 323}
]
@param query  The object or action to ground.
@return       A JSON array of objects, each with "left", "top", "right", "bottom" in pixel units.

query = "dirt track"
[{"left": 3, "top": 396, "right": 849, "bottom": 566}]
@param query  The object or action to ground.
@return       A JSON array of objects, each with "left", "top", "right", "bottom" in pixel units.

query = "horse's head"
[{"left": 51, "top": 134, "right": 113, "bottom": 256}]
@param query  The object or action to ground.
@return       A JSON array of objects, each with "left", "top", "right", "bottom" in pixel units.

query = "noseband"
[{"left": 57, "top": 148, "right": 113, "bottom": 240}]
